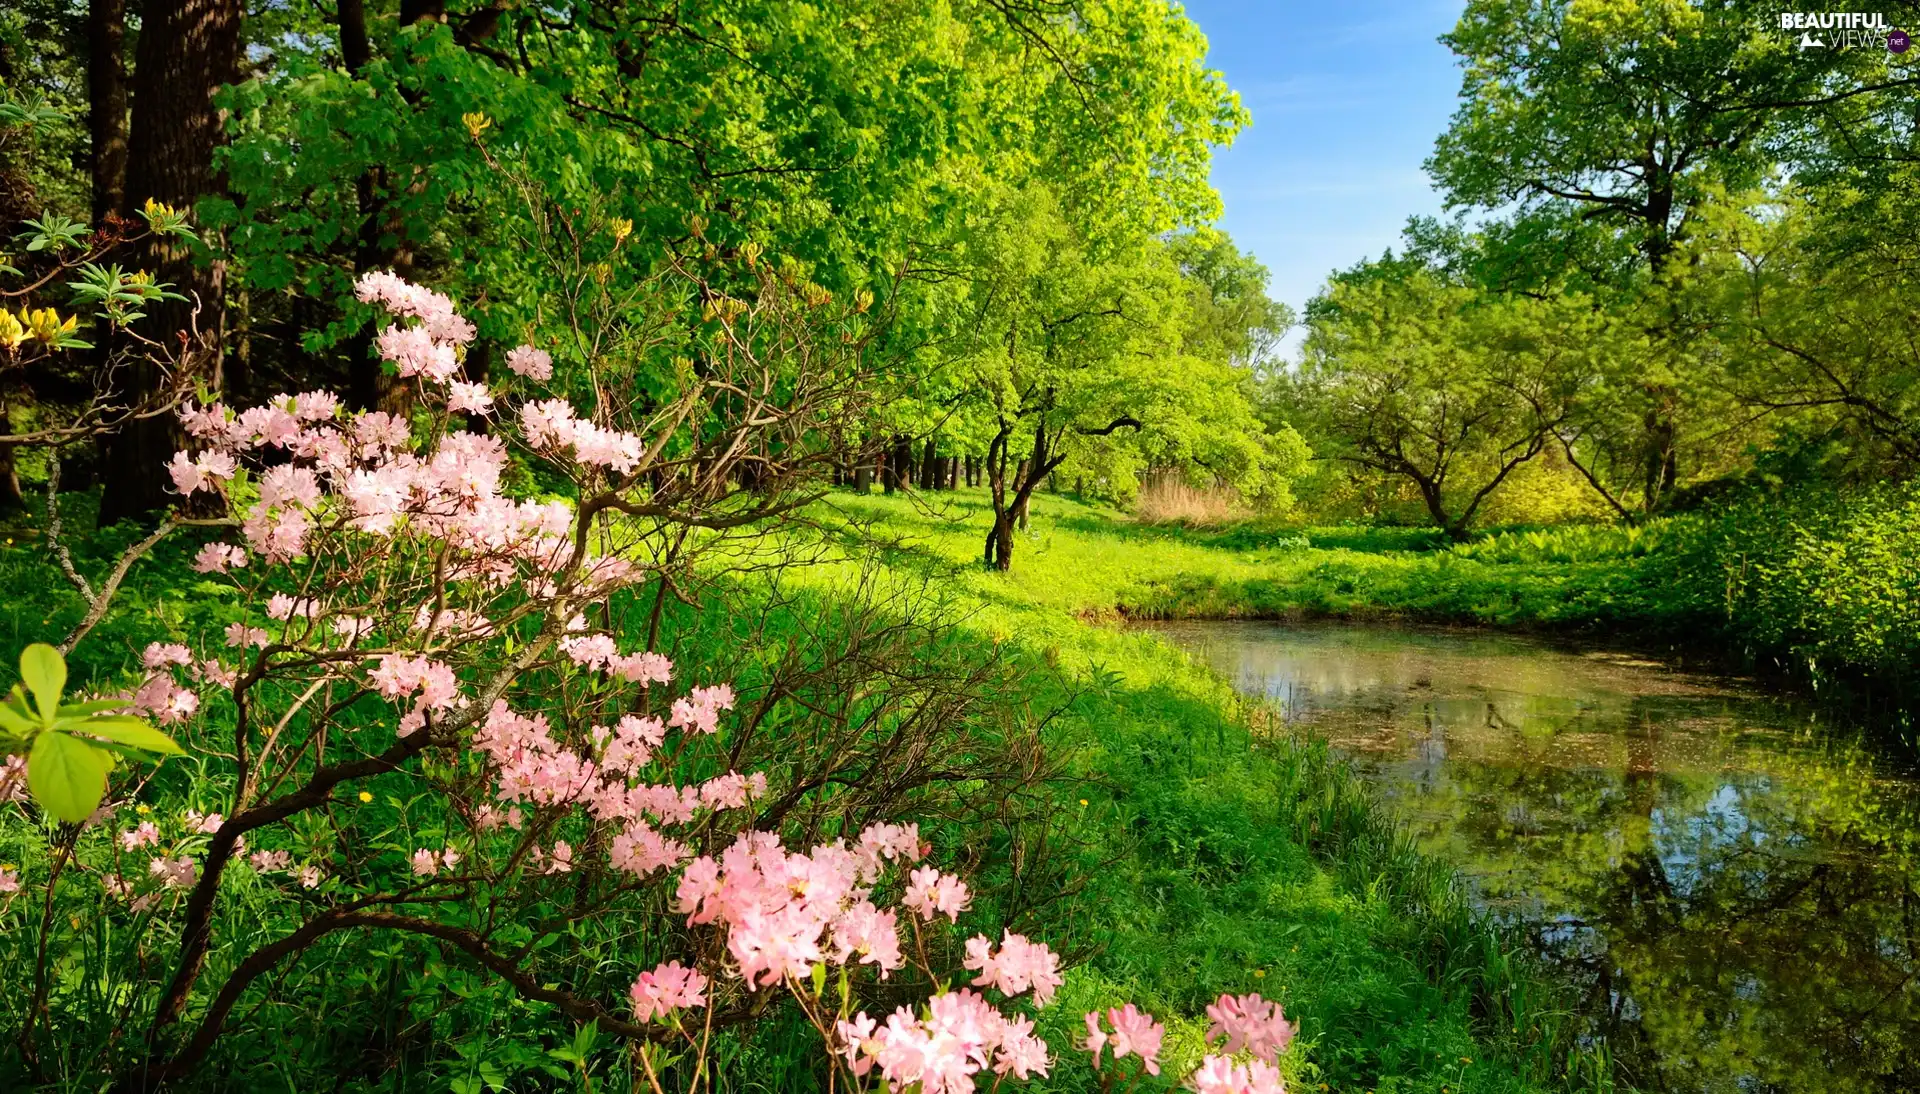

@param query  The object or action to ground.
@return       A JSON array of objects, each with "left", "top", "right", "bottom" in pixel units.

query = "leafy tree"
[{"left": 1301, "top": 266, "right": 1614, "bottom": 538}]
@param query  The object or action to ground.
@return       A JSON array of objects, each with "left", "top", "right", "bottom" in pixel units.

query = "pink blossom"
[
  {"left": 292, "top": 391, "right": 340, "bottom": 421},
  {"left": 129, "top": 674, "right": 198, "bottom": 725},
  {"left": 835, "top": 1013, "right": 881, "bottom": 1077},
  {"left": 249, "top": 849, "right": 291, "bottom": 872},
  {"left": 628, "top": 960, "right": 709, "bottom": 1022},
  {"left": 186, "top": 810, "right": 224, "bottom": 834},
  {"left": 258, "top": 464, "right": 321, "bottom": 510},
  {"left": 237, "top": 405, "right": 302, "bottom": 448},
  {"left": 369, "top": 655, "right": 460, "bottom": 711},
  {"left": 505, "top": 344, "right": 553, "bottom": 380},
  {"left": 1086, "top": 1004, "right": 1163, "bottom": 1076},
  {"left": 377, "top": 323, "right": 459, "bottom": 382},
  {"left": 166, "top": 450, "right": 236, "bottom": 494},
  {"left": 965, "top": 931, "right": 1063, "bottom": 1006},
  {"left": 242, "top": 504, "right": 312, "bottom": 562},
  {"left": 855, "top": 822, "right": 924, "bottom": 881},
  {"left": 541, "top": 841, "right": 574, "bottom": 874},
  {"left": 1186, "top": 1055, "right": 1286, "bottom": 1094},
  {"left": 903, "top": 867, "right": 969, "bottom": 922},
  {"left": 1205, "top": 993, "right": 1296, "bottom": 1062},
  {"left": 608, "top": 650, "right": 672, "bottom": 686},
  {"left": 353, "top": 410, "right": 411, "bottom": 450},
  {"left": 224, "top": 622, "right": 270, "bottom": 648},
  {"left": 297, "top": 865, "right": 322, "bottom": 889},
  {"left": 196, "top": 659, "right": 238, "bottom": 688},
  {"left": 142, "top": 643, "right": 192, "bottom": 669},
  {"left": 0, "top": 866, "right": 19, "bottom": 894},
  {"left": 148, "top": 855, "right": 197, "bottom": 888},
  {"left": 180, "top": 401, "right": 234, "bottom": 441},
  {"left": 559, "top": 633, "right": 618, "bottom": 670},
  {"left": 0, "top": 755, "right": 26, "bottom": 802},
  {"left": 410, "top": 849, "right": 440, "bottom": 877},
  {"left": 447, "top": 380, "right": 494, "bottom": 415},
  {"left": 120, "top": 821, "right": 160, "bottom": 851},
  {"left": 265, "top": 594, "right": 316, "bottom": 621},
  {"left": 610, "top": 822, "right": 686, "bottom": 876},
  {"left": 994, "top": 1014, "right": 1051, "bottom": 1079},
  {"left": 829, "top": 900, "right": 903, "bottom": 976},
  {"left": 192, "top": 542, "right": 247, "bottom": 574}
]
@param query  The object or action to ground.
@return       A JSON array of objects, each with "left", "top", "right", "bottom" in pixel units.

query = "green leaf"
[
  {"left": 58, "top": 699, "right": 132, "bottom": 717},
  {"left": 0, "top": 701, "right": 35, "bottom": 737},
  {"left": 19, "top": 643, "right": 65, "bottom": 723},
  {"left": 58, "top": 716, "right": 182, "bottom": 755},
  {"left": 28, "top": 730, "right": 110, "bottom": 823}
]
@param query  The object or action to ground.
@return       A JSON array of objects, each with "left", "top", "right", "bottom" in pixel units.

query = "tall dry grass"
[{"left": 1133, "top": 473, "right": 1241, "bottom": 524}]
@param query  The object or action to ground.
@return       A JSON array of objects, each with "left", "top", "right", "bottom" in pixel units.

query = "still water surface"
[{"left": 1150, "top": 620, "right": 1920, "bottom": 1094}]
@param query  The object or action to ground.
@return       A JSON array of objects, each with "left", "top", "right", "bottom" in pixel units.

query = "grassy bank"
[{"left": 2, "top": 492, "right": 1618, "bottom": 1093}]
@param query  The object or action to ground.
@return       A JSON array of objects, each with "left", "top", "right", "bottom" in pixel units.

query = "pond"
[{"left": 1149, "top": 619, "right": 1920, "bottom": 1094}]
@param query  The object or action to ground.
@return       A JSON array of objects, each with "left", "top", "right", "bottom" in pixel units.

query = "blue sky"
[{"left": 1177, "top": 0, "right": 1468, "bottom": 348}]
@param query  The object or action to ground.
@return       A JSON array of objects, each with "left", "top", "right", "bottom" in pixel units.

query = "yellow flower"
[
  {"left": 136, "top": 804, "right": 151, "bottom": 815},
  {"left": 0, "top": 310, "right": 24, "bottom": 350},
  {"left": 462, "top": 112, "right": 491, "bottom": 139},
  {"left": 358, "top": 791, "right": 373, "bottom": 803},
  {"left": 1253, "top": 968, "right": 1266, "bottom": 978},
  {"left": 609, "top": 218, "right": 634, "bottom": 245},
  {"left": 24, "top": 307, "right": 76, "bottom": 345},
  {"left": 1078, "top": 799, "right": 1088, "bottom": 807},
  {"left": 0, "top": 863, "right": 14, "bottom": 871}
]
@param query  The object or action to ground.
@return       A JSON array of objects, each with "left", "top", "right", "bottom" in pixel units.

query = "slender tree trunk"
[
  {"left": 98, "top": 0, "right": 244, "bottom": 525},
  {"left": 0, "top": 403, "right": 25, "bottom": 512},
  {"left": 88, "top": 0, "right": 130, "bottom": 224}
]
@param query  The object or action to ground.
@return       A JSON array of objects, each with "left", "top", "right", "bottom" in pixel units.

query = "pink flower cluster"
[
  {"left": 356, "top": 270, "right": 476, "bottom": 384},
  {"left": 673, "top": 830, "right": 904, "bottom": 987},
  {"left": 1187, "top": 1056, "right": 1286, "bottom": 1094},
  {"left": 1084, "top": 1003, "right": 1166, "bottom": 1076},
  {"left": 519, "top": 397, "right": 645, "bottom": 474},
  {"left": 903, "top": 865, "right": 970, "bottom": 922},
  {"left": 1206, "top": 992, "right": 1296, "bottom": 1061},
  {"left": 128, "top": 641, "right": 222, "bottom": 725},
  {"left": 836, "top": 990, "right": 1051, "bottom": 1092},
  {"left": 628, "top": 960, "right": 708, "bottom": 1023},
  {"left": 410, "top": 848, "right": 461, "bottom": 877},
  {"left": 965, "top": 931, "right": 1064, "bottom": 1005},
  {"left": 505, "top": 344, "right": 553, "bottom": 380}
]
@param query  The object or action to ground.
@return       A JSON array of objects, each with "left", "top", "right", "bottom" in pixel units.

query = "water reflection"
[{"left": 1151, "top": 620, "right": 1920, "bottom": 1094}]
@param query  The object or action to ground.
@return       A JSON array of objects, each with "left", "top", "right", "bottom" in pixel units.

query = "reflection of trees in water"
[
  {"left": 1175, "top": 622, "right": 1920, "bottom": 1092},
  {"left": 1413, "top": 696, "right": 1920, "bottom": 1093}
]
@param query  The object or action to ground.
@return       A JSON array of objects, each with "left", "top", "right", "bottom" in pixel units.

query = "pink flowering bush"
[{"left": 0, "top": 260, "right": 1155, "bottom": 1091}]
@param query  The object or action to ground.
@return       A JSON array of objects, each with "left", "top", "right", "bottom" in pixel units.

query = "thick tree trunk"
[
  {"left": 88, "top": 0, "right": 130, "bottom": 224},
  {"left": 919, "top": 438, "right": 939, "bottom": 490},
  {"left": 884, "top": 435, "right": 912, "bottom": 493},
  {"left": 98, "top": 0, "right": 244, "bottom": 525}
]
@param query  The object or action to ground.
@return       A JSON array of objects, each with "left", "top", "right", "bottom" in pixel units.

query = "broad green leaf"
[
  {"left": 19, "top": 643, "right": 65, "bottom": 723},
  {"left": 28, "top": 730, "right": 110, "bottom": 823},
  {"left": 59, "top": 716, "right": 182, "bottom": 755},
  {"left": 58, "top": 699, "right": 132, "bottom": 717},
  {"left": 0, "top": 701, "right": 34, "bottom": 736}
]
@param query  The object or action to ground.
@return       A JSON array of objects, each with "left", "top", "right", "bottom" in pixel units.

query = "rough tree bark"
[
  {"left": 88, "top": 0, "right": 130, "bottom": 224},
  {"left": 98, "top": 0, "right": 244, "bottom": 525}
]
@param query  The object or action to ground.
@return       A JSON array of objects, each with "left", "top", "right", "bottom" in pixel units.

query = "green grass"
[
  {"left": 809, "top": 486, "right": 1693, "bottom": 633},
  {"left": 0, "top": 488, "right": 1623, "bottom": 1093},
  {"left": 753, "top": 488, "right": 1627, "bottom": 1092}
]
